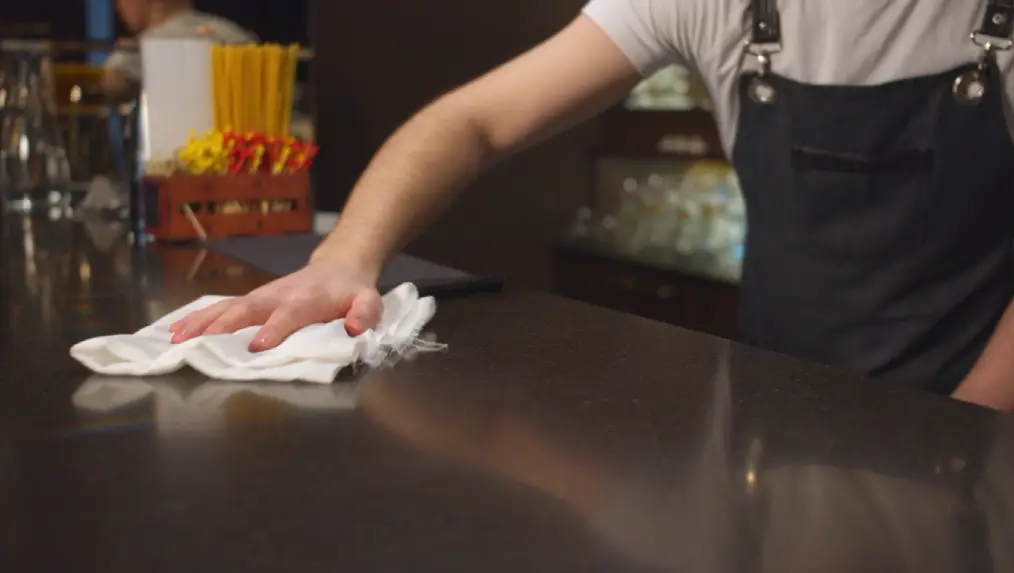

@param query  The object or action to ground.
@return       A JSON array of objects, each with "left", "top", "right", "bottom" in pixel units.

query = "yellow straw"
[
  {"left": 237, "top": 45, "right": 246, "bottom": 132},
  {"left": 208, "top": 43, "right": 302, "bottom": 138},
  {"left": 280, "top": 44, "right": 299, "bottom": 138},
  {"left": 212, "top": 45, "right": 226, "bottom": 131},
  {"left": 220, "top": 46, "right": 229, "bottom": 129},
  {"left": 238, "top": 45, "right": 248, "bottom": 132},
  {"left": 273, "top": 44, "right": 284, "bottom": 137},
  {"left": 245, "top": 44, "right": 256, "bottom": 132},
  {"left": 248, "top": 46, "right": 259, "bottom": 133},
  {"left": 223, "top": 46, "right": 232, "bottom": 130},
  {"left": 264, "top": 45, "right": 280, "bottom": 138},
  {"left": 210, "top": 45, "right": 218, "bottom": 130},
  {"left": 274, "top": 44, "right": 286, "bottom": 137},
  {"left": 255, "top": 45, "right": 267, "bottom": 132},
  {"left": 233, "top": 46, "right": 244, "bottom": 131}
]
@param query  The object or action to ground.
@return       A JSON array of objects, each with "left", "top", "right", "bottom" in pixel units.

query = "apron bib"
[{"left": 731, "top": 0, "right": 1014, "bottom": 393}]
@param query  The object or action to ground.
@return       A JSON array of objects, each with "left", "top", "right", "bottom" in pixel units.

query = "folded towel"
[{"left": 70, "top": 283, "right": 443, "bottom": 383}]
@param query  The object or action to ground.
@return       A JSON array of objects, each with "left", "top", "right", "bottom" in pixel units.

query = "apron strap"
[
  {"left": 744, "top": 0, "right": 782, "bottom": 101},
  {"left": 976, "top": 0, "right": 1014, "bottom": 44},
  {"left": 750, "top": 0, "right": 781, "bottom": 45},
  {"left": 955, "top": 0, "right": 1014, "bottom": 104}
]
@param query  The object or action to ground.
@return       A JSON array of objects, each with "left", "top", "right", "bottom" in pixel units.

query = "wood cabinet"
[
  {"left": 552, "top": 244, "right": 740, "bottom": 340},
  {"left": 600, "top": 108, "right": 725, "bottom": 161}
]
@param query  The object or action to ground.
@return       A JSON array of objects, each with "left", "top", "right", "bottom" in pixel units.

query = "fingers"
[
  {"left": 170, "top": 283, "right": 383, "bottom": 351},
  {"left": 202, "top": 298, "right": 273, "bottom": 336},
  {"left": 170, "top": 299, "right": 232, "bottom": 343},
  {"left": 344, "top": 290, "right": 383, "bottom": 335},
  {"left": 170, "top": 297, "right": 271, "bottom": 343},
  {"left": 249, "top": 302, "right": 321, "bottom": 352}
]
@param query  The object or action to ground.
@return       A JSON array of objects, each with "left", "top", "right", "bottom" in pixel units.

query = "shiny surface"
[{"left": 2, "top": 213, "right": 1014, "bottom": 572}]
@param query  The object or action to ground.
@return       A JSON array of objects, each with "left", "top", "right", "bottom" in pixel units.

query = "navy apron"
[{"left": 731, "top": 0, "right": 1014, "bottom": 394}]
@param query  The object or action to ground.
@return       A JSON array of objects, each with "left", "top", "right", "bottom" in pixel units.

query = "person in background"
[{"left": 102, "top": 0, "right": 256, "bottom": 101}]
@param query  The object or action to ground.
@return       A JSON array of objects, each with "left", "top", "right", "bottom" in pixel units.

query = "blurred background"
[
  {"left": 0, "top": 1, "right": 307, "bottom": 48},
  {"left": 1, "top": 0, "right": 747, "bottom": 339}
]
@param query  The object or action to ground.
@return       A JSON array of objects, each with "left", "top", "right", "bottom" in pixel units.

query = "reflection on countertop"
[
  {"left": 358, "top": 346, "right": 1014, "bottom": 573},
  {"left": 73, "top": 373, "right": 360, "bottom": 438}
]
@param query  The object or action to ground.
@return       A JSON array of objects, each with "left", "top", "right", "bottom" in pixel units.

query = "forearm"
[
  {"left": 311, "top": 96, "right": 494, "bottom": 275},
  {"left": 953, "top": 297, "right": 1014, "bottom": 410},
  {"left": 308, "top": 15, "right": 642, "bottom": 276}
]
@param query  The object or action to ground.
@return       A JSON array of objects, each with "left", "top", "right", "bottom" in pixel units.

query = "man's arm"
[
  {"left": 310, "top": 14, "right": 643, "bottom": 273},
  {"left": 952, "top": 298, "right": 1014, "bottom": 410},
  {"left": 170, "top": 13, "right": 651, "bottom": 347}
]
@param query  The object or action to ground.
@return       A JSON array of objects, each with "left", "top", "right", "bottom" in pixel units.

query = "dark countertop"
[{"left": 2, "top": 214, "right": 1014, "bottom": 572}]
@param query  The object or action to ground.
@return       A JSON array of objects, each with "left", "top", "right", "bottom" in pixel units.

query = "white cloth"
[{"left": 70, "top": 283, "right": 441, "bottom": 384}]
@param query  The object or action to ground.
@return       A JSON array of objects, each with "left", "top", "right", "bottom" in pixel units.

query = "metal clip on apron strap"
[
  {"left": 955, "top": 0, "right": 1014, "bottom": 104},
  {"left": 744, "top": 0, "right": 782, "bottom": 104}
]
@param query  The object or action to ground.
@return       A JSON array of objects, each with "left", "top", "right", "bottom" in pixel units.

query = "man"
[
  {"left": 170, "top": 0, "right": 1014, "bottom": 410},
  {"left": 102, "top": 0, "right": 256, "bottom": 101}
]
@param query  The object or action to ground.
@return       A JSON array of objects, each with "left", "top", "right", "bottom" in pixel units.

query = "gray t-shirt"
[
  {"left": 105, "top": 10, "right": 257, "bottom": 82},
  {"left": 582, "top": 0, "right": 1014, "bottom": 156}
]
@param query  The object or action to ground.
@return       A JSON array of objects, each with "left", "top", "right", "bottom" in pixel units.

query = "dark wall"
[
  {"left": 1, "top": 1, "right": 305, "bottom": 43},
  {"left": 0, "top": 2, "right": 85, "bottom": 40},
  {"left": 195, "top": 0, "right": 306, "bottom": 44},
  {"left": 310, "top": 0, "right": 597, "bottom": 289}
]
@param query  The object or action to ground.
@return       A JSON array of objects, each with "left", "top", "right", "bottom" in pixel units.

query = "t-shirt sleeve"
[
  {"left": 104, "top": 49, "right": 142, "bottom": 82},
  {"left": 581, "top": 0, "right": 686, "bottom": 76}
]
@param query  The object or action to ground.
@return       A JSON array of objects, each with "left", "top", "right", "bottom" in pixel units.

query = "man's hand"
[{"left": 169, "top": 260, "right": 383, "bottom": 352}]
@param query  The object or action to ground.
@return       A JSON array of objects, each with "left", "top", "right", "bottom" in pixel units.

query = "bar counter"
[{"left": 2, "top": 213, "right": 1014, "bottom": 572}]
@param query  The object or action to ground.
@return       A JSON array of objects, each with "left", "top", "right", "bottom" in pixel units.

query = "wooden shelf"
[
  {"left": 552, "top": 244, "right": 740, "bottom": 340},
  {"left": 599, "top": 107, "right": 726, "bottom": 161}
]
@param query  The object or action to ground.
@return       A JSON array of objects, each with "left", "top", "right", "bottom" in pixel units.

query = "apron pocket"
[
  {"left": 788, "top": 146, "right": 935, "bottom": 261},
  {"left": 791, "top": 146, "right": 933, "bottom": 174}
]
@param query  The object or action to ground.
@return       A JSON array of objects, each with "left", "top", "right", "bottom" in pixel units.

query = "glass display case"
[
  {"left": 554, "top": 65, "right": 744, "bottom": 338},
  {"left": 570, "top": 158, "right": 744, "bottom": 283},
  {"left": 624, "top": 64, "right": 711, "bottom": 112},
  {"left": 568, "top": 65, "right": 744, "bottom": 283}
]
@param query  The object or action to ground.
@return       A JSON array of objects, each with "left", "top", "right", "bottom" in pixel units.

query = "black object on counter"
[{"left": 207, "top": 233, "right": 504, "bottom": 297}]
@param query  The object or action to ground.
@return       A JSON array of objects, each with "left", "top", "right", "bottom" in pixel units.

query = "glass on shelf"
[
  {"left": 567, "top": 160, "right": 746, "bottom": 282},
  {"left": 625, "top": 65, "right": 712, "bottom": 111},
  {"left": 567, "top": 206, "right": 596, "bottom": 240}
]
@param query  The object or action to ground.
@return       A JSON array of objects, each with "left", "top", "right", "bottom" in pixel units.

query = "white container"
[{"left": 139, "top": 37, "right": 214, "bottom": 164}]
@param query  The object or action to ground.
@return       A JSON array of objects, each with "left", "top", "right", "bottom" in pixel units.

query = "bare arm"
[
  {"left": 952, "top": 298, "right": 1014, "bottom": 410},
  {"left": 311, "top": 14, "right": 642, "bottom": 275}
]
